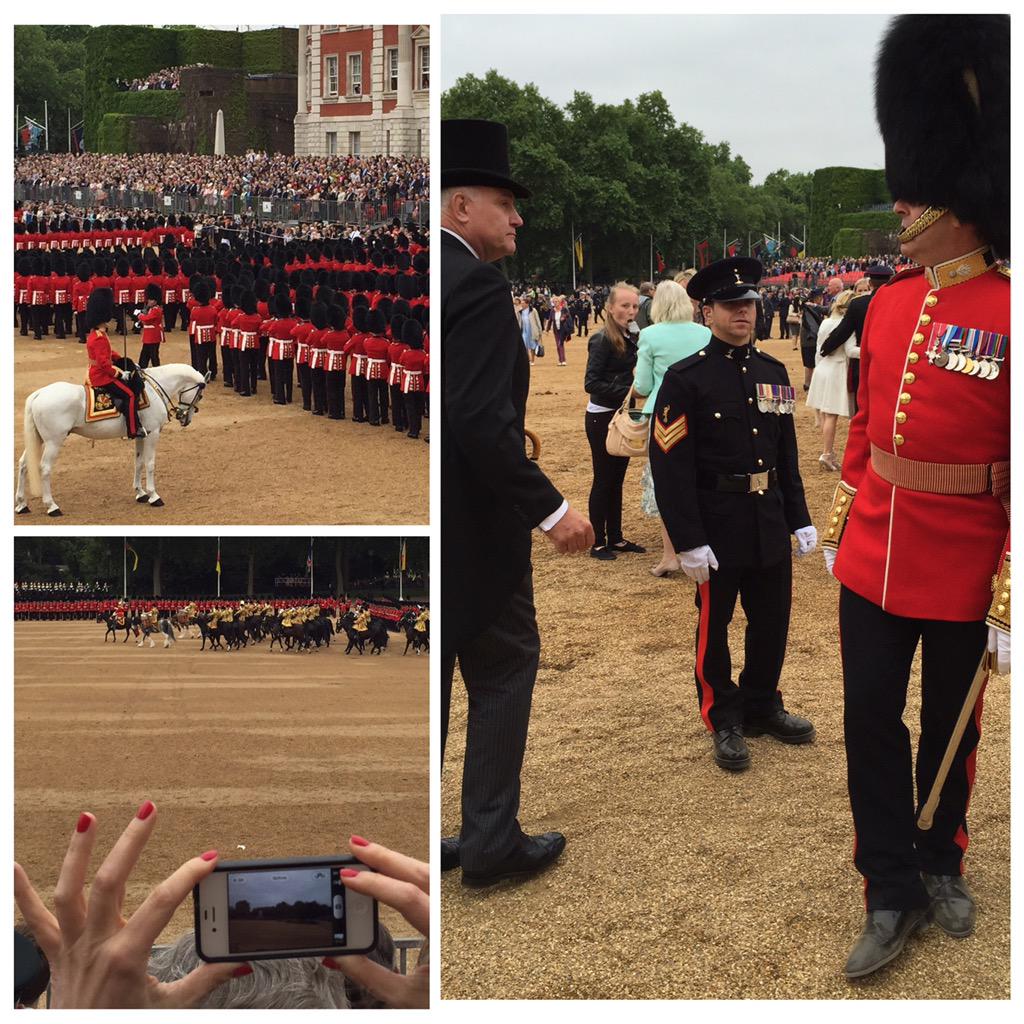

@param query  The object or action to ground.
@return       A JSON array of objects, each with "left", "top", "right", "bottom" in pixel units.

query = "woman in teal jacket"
[{"left": 633, "top": 279, "right": 712, "bottom": 576}]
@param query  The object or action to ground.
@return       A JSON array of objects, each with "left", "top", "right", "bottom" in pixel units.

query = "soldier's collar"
[
  {"left": 925, "top": 246, "right": 994, "bottom": 290},
  {"left": 710, "top": 336, "right": 752, "bottom": 359}
]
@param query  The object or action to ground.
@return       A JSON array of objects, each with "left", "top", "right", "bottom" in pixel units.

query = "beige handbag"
[{"left": 606, "top": 388, "right": 650, "bottom": 457}]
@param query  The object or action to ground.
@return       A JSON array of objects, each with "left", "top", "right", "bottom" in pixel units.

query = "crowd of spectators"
[
  {"left": 113, "top": 65, "right": 203, "bottom": 91},
  {"left": 762, "top": 253, "right": 913, "bottom": 278},
  {"left": 15, "top": 152, "right": 430, "bottom": 204},
  {"left": 14, "top": 580, "right": 111, "bottom": 599}
]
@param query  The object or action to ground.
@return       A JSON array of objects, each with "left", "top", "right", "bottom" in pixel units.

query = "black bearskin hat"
[
  {"left": 77, "top": 262, "right": 92, "bottom": 283},
  {"left": 192, "top": 279, "right": 211, "bottom": 304},
  {"left": 875, "top": 14, "right": 1009, "bottom": 255},
  {"left": 240, "top": 291, "right": 258, "bottom": 316},
  {"left": 352, "top": 305, "right": 368, "bottom": 332},
  {"left": 365, "top": 309, "right": 386, "bottom": 336},
  {"left": 328, "top": 304, "right": 346, "bottom": 331},
  {"left": 85, "top": 288, "right": 114, "bottom": 330},
  {"left": 294, "top": 294, "right": 311, "bottom": 320},
  {"left": 145, "top": 283, "right": 162, "bottom": 303},
  {"left": 402, "top": 319, "right": 424, "bottom": 350},
  {"left": 273, "top": 292, "right": 293, "bottom": 318},
  {"left": 310, "top": 302, "right": 329, "bottom": 331}
]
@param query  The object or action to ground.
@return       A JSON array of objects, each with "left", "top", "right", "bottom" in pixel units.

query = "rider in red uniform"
[{"left": 85, "top": 289, "right": 144, "bottom": 439}]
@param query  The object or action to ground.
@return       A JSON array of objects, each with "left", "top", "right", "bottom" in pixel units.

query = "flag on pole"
[
  {"left": 696, "top": 239, "right": 710, "bottom": 268},
  {"left": 574, "top": 235, "right": 583, "bottom": 270},
  {"left": 307, "top": 538, "right": 314, "bottom": 574},
  {"left": 70, "top": 122, "right": 84, "bottom": 154},
  {"left": 215, "top": 540, "right": 221, "bottom": 575},
  {"left": 655, "top": 249, "right": 665, "bottom": 273},
  {"left": 400, "top": 539, "right": 407, "bottom": 572},
  {"left": 763, "top": 234, "right": 779, "bottom": 255},
  {"left": 125, "top": 543, "right": 139, "bottom": 572},
  {"left": 726, "top": 239, "right": 740, "bottom": 258}
]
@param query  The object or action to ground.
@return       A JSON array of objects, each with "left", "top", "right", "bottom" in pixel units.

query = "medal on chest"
[
  {"left": 755, "top": 382, "right": 796, "bottom": 414},
  {"left": 927, "top": 322, "right": 1007, "bottom": 380}
]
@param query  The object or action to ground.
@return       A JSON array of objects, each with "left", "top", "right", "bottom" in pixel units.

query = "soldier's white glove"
[
  {"left": 988, "top": 625, "right": 1010, "bottom": 676},
  {"left": 678, "top": 545, "right": 719, "bottom": 584},
  {"left": 823, "top": 547, "right": 837, "bottom": 577},
  {"left": 794, "top": 525, "right": 817, "bottom": 557}
]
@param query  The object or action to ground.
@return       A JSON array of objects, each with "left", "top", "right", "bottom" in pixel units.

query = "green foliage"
[
  {"left": 14, "top": 25, "right": 87, "bottom": 145},
  {"left": 836, "top": 210, "right": 900, "bottom": 232},
  {"left": 808, "top": 167, "right": 891, "bottom": 256},
  {"left": 107, "top": 90, "right": 184, "bottom": 120},
  {"left": 243, "top": 28, "right": 298, "bottom": 74},
  {"left": 831, "top": 228, "right": 869, "bottom": 259},
  {"left": 176, "top": 27, "right": 242, "bottom": 69},
  {"left": 442, "top": 71, "right": 814, "bottom": 282},
  {"left": 95, "top": 113, "right": 137, "bottom": 155}
]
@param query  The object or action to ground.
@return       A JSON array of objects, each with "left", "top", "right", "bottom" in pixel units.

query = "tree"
[{"left": 14, "top": 25, "right": 87, "bottom": 148}]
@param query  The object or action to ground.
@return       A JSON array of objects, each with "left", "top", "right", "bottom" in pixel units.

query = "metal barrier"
[{"left": 15, "top": 183, "right": 428, "bottom": 229}]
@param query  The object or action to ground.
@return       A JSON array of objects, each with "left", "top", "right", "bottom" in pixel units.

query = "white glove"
[
  {"left": 823, "top": 547, "right": 837, "bottom": 577},
  {"left": 988, "top": 625, "right": 1010, "bottom": 675},
  {"left": 678, "top": 545, "right": 719, "bottom": 584},
  {"left": 794, "top": 525, "right": 817, "bottom": 557}
]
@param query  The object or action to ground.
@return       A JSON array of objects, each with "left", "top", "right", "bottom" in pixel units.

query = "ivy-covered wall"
[
  {"left": 808, "top": 167, "right": 891, "bottom": 255},
  {"left": 84, "top": 25, "right": 296, "bottom": 153}
]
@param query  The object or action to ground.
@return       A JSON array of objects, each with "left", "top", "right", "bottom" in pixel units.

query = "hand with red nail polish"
[
  {"left": 14, "top": 803, "right": 237, "bottom": 1008},
  {"left": 322, "top": 837, "right": 429, "bottom": 1009}
]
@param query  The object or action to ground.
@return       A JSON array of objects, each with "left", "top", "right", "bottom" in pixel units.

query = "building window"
[
  {"left": 416, "top": 45, "right": 429, "bottom": 90},
  {"left": 348, "top": 53, "right": 363, "bottom": 96},
  {"left": 386, "top": 47, "right": 398, "bottom": 92},
  {"left": 325, "top": 55, "right": 338, "bottom": 98},
  {"left": 349, "top": 131, "right": 361, "bottom": 156},
  {"left": 326, "top": 132, "right": 337, "bottom": 155}
]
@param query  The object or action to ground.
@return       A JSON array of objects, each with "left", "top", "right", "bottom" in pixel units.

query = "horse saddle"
[{"left": 84, "top": 381, "right": 150, "bottom": 422}]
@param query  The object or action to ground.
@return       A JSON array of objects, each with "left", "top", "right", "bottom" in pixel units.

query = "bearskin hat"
[
  {"left": 390, "top": 313, "right": 406, "bottom": 339},
  {"left": 875, "top": 14, "right": 1009, "bottom": 255},
  {"left": 145, "top": 283, "right": 162, "bottom": 303},
  {"left": 376, "top": 297, "right": 394, "bottom": 321},
  {"left": 402, "top": 319, "right": 424, "bottom": 350},
  {"left": 352, "top": 305, "right": 368, "bottom": 332},
  {"left": 273, "top": 292, "right": 293, "bottom": 318},
  {"left": 192, "top": 279, "right": 211, "bottom": 305},
  {"left": 294, "top": 294, "right": 311, "bottom": 320},
  {"left": 240, "top": 291, "right": 258, "bottom": 316},
  {"left": 85, "top": 288, "right": 114, "bottom": 330},
  {"left": 77, "top": 262, "right": 92, "bottom": 283},
  {"left": 328, "top": 304, "right": 346, "bottom": 331},
  {"left": 412, "top": 252, "right": 429, "bottom": 273},
  {"left": 310, "top": 302, "right": 329, "bottom": 330},
  {"left": 365, "top": 309, "right": 386, "bottom": 336}
]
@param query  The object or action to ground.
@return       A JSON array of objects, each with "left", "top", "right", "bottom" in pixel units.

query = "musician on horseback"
[
  {"left": 415, "top": 606, "right": 430, "bottom": 634},
  {"left": 85, "top": 289, "right": 145, "bottom": 439}
]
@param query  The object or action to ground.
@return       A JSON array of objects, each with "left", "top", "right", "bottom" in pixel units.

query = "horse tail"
[{"left": 24, "top": 393, "right": 43, "bottom": 498}]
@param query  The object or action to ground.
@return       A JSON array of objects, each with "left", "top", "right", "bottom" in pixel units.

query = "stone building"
[{"left": 293, "top": 25, "right": 429, "bottom": 158}]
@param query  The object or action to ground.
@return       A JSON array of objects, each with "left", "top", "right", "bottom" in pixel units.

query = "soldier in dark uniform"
[{"left": 649, "top": 256, "right": 818, "bottom": 771}]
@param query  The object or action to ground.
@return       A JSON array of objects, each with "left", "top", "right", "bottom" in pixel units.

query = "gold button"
[
  {"left": 839, "top": 496, "right": 848, "bottom": 504},
  {"left": 912, "top": 333, "right": 925, "bottom": 344},
  {"left": 757, "top": 458, "right": 764, "bottom": 466},
  {"left": 742, "top": 366, "right": 748, "bottom": 373},
  {"left": 919, "top": 314, "right": 932, "bottom": 326},
  {"left": 748, "top": 397, "right": 753, "bottom": 405},
  {"left": 900, "top": 392, "right": 912, "bottom": 405},
  {"left": 997, "top": 604, "right": 1006, "bottom": 614},
  {"left": 907, "top": 352, "right": 920, "bottom": 364},
  {"left": 1001, "top": 591, "right": 1010, "bottom": 601},
  {"left": 752, "top": 428, "right": 758, "bottom": 435},
  {"left": 828, "top": 528, "right": 836, "bottom": 537},
  {"left": 903, "top": 372, "right": 916, "bottom": 384},
  {"left": 714, "top": 412, "right": 722, "bottom": 419},
  {"left": 896, "top": 411, "right": 907, "bottom": 424},
  {"left": 832, "top": 516, "right": 839, "bottom": 525},
  {"left": 894, "top": 434, "right": 905, "bottom": 446},
  {"left": 926, "top": 295, "right": 938, "bottom": 307}
]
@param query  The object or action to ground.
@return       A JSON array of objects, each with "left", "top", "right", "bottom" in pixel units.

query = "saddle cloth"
[{"left": 84, "top": 381, "right": 150, "bottom": 422}]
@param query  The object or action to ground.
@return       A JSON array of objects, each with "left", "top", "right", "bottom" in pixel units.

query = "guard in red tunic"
[
  {"left": 85, "top": 289, "right": 144, "bottom": 439},
  {"left": 188, "top": 279, "right": 219, "bottom": 379},
  {"left": 267, "top": 292, "right": 297, "bottom": 405},
  {"left": 113, "top": 257, "right": 134, "bottom": 336},
  {"left": 71, "top": 262, "right": 93, "bottom": 345},
  {"left": 363, "top": 309, "right": 391, "bottom": 427},
  {"left": 234, "top": 291, "right": 263, "bottom": 397},
  {"left": 16, "top": 254, "right": 32, "bottom": 336},
  {"left": 825, "top": 15, "right": 1010, "bottom": 979},
  {"left": 324, "top": 304, "right": 350, "bottom": 420},
  {"left": 291, "top": 294, "right": 315, "bottom": 410},
  {"left": 388, "top": 317, "right": 411, "bottom": 433},
  {"left": 344, "top": 305, "right": 369, "bottom": 422},
  {"left": 28, "top": 255, "right": 52, "bottom": 341},
  {"left": 399, "top": 320, "right": 428, "bottom": 440},
  {"left": 51, "top": 255, "right": 72, "bottom": 340},
  {"left": 307, "top": 301, "right": 330, "bottom": 416},
  {"left": 217, "top": 285, "right": 238, "bottom": 389},
  {"left": 136, "top": 283, "right": 165, "bottom": 368}
]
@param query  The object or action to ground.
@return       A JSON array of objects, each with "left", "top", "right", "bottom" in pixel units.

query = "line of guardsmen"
[{"left": 15, "top": 232, "right": 430, "bottom": 441}]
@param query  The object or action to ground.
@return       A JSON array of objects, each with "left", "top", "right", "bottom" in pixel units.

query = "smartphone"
[{"left": 194, "top": 856, "right": 378, "bottom": 962}]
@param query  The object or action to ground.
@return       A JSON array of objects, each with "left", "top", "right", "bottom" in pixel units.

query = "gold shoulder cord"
[
  {"left": 821, "top": 481, "right": 857, "bottom": 550},
  {"left": 986, "top": 553, "right": 1010, "bottom": 634}
]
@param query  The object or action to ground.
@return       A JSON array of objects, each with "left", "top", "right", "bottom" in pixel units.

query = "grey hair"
[
  {"left": 148, "top": 932, "right": 350, "bottom": 1009},
  {"left": 650, "top": 279, "right": 694, "bottom": 324},
  {"left": 440, "top": 185, "right": 481, "bottom": 209}
]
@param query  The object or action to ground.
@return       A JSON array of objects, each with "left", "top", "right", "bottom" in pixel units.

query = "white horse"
[{"left": 15, "top": 363, "right": 208, "bottom": 516}]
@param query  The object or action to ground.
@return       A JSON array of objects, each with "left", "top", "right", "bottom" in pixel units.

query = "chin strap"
[{"left": 897, "top": 206, "right": 949, "bottom": 244}]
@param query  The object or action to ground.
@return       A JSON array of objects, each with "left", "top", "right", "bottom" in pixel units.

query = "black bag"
[{"left": 536, "top": 342, "right": 545, "bottom": 358}]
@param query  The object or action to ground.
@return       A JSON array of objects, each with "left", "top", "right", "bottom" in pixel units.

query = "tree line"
[{"left": 442, "top": 71, "right": 814, "bottom": 284}]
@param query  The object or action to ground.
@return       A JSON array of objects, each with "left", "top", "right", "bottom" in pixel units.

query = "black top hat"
[
  {"left": 865, "top": 263, "right": 895, "bottom": 279},
  {"left": 687, "top": 257, "right": 763, "bottom": 304},
  {"left": 441, "top": 119, "right": 532, "bottom": 198}
]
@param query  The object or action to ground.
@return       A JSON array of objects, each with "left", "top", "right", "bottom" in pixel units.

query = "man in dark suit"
[
  {"left": 441, "top": 119, "right": 594, "bottom": 888},
  {"left": 818, "top": 264, "right": 894, "bottom": 411}
]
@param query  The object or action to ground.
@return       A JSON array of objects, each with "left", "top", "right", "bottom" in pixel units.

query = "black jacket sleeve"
[
  {"left": 819, "top": 295, "right": 868, "bottom": 357},
  {"left": 584, "top": 332, "right": 632, "bottom": 409},
  {"left": 444, "top": 260, "right": 563, "bottom": 528}
]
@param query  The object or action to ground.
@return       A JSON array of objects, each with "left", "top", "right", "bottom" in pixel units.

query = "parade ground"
[
  {"left": 14, "top": 620, "right": 428, "bottom": 946},
  {"left": 12, "top": 327, "right": 429, "bottom": 525},
  {"left": 441, "top": 322, "right": 1010, "bottom": 999}
]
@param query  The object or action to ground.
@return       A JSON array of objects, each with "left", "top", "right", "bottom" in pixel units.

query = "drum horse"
[{"left": 15, "top": 364, "right": 208, "bottom": 516}]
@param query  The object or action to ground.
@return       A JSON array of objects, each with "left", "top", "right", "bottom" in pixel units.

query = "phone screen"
[{"left": 226, "top": 865, "right": 348, "bottom": 954}]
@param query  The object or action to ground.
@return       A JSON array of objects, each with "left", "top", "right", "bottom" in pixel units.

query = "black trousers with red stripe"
[
  {"left": 839, "top": 585, "right": 987, "bottom": 911},
  {"left": 692, "top": 557, "right": 790, "bottom": 732}
]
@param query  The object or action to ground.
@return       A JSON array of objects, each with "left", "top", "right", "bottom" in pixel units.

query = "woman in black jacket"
[{"left": 583, "top": 282, "right": 645, "bottom": 560}]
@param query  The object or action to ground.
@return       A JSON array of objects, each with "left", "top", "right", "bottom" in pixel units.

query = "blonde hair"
[
  {"left": 603, "top": 281, "right": 639, "bottom": 354},
  {"left": 675, "top": 269, "right": 697, "bottom": 286},
  {"left": 832, "top": 289, "right": 856, "bottom": 317},
  {"left": 649, "top": 279, "right": 693, "bottom": 324}
]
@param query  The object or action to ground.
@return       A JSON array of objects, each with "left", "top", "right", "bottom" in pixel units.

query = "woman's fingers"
[
  {"left": 85, "top": 800, "right": 159, "bottom": 936},
  {"left": 323, "top": 954, "right": 425, "bottom": 1009},
  {"left": 119, "top": 850, "right": 219, "bottom": 952},
  {"left": 348, "top": 837, "right": 428, "bottom": 894},
  {"left": 52, "top": 812, "right": 98, "bottom": 947},
  {"left": 14, "top": 862, "right": 61, "bottom": 959},
  {"left": 340, "top": 867, "right": 428, "bottom": 937},
  {"left": 156, "top": 960, "right": 240, "bottom": 1008}
]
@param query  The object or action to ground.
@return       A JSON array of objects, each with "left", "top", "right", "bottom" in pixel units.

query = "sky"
[{"left": 442, "top": 14, "right": 889, "bottom": 184}]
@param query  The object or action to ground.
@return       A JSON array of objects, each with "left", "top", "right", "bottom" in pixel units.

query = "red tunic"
[
  {"left": 86, "top": 329, "right": 118, "bottom": 386},
  {"left": 291, "top": 320, "right": 315, "bottom": 365},
  {"left": 399, "top": 349, "right": 428, "bottom": 393},
  {"left": 307, "top": 327, "right": 328, "bottom": 370},
  {"left": 834, "top": 258, "right": 1010, "bottom": 621},
  {"left": 388, "top": 341, "right": 410, "bottom": 386},
  {"left": 363, "top": 334, "right": 390, "bottom": 380},
  {"left": 234, "top": 312, "right": 263, "bottom": 350},
  {"left": 267, "top": 317, "right": 298, "bottom": 360},
  {"left": 113, "top": 274, "right": 134, "bottom": 306},
  {"left": 138, "top": 306, "right": 165, "bottom": 345},
  {"left": 344, "top": 333, "right": 367, "bottom": 377},
  {"left": 189, "top": 305, "right": 218, "bottom": 344},
  {"left": 323, "top": 328, "right": 349, "bottom": 372},
  {"left": 51, "top": 273, "right": 72, "bottom": 306}
]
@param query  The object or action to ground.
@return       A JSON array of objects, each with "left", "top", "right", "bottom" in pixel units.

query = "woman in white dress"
[{"left": 806, "top": 289, "right": 858, "bottom": 471}]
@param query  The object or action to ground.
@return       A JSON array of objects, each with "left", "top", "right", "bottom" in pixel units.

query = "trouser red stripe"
[
  {"left": 954, "top": 677, "right": 987, "bottom": 872},
  {"left": 695, "top": 580, "right": 715, "bottom": 731}
]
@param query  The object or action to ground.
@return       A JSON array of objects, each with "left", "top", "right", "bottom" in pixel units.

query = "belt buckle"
[{"left": 749, "top": 471, "right": 769, "bottom": 492}]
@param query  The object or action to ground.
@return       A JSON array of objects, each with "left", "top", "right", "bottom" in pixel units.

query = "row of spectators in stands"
[
  {"left": 15, "top": 152, "right": 430, "bottom": 203},
  {"left": 112, "top": 65, "right": 206, "bottom": 91},
  {"left": 14, "top": 580, "right": 111, "bottom": 596},
  {"left": 14, "top": 597, "right": 426, "bottom": 620},
  {"left": 761, "top": 254, "right": 914, "bottom": 278}
]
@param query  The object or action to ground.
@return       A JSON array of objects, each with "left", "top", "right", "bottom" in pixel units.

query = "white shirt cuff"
[{"left": 538, "top": 500, "right": 569, "bottom": 532}]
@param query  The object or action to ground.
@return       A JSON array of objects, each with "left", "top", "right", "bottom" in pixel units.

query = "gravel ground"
[{"left": 441, "top": 321, "right": 1010, "bottom": 1000}]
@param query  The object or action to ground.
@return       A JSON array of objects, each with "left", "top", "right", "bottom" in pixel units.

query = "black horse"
[
  {"left": 398, "top": 611, "right": 428, "bottom": 656},
  {"left": 98, "top": 611, "right": 137, "bottom": 644}
]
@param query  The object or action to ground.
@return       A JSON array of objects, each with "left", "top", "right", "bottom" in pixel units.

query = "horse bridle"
[{"left": 141, "top": 372, "right": 208, "bottom": 426}]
